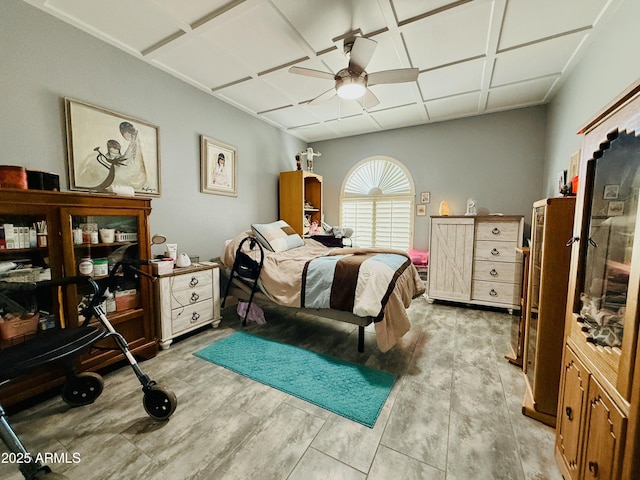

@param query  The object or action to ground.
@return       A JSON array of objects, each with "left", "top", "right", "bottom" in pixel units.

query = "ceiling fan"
[{"left": 289, "top": 35, "right": 419, "bottom": 109}]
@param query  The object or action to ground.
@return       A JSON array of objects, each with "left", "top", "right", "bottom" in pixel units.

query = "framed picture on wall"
[
  {"left": 200, "top": 135, "right": 237, "bottom": 197},
  {"left": 603, "top": 184, "right": 619, "bottom": 199},
  {"left": 416, "top": 204, "right": 426, "bottom": 216},
  {"left": 65, "top": 98, "right": 161, "bottom": 196},
  {"left": 420, "top": 192, "right": 430, "bottom": 203}
]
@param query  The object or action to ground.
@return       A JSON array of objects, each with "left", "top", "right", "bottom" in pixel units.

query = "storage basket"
[
  {"left": 115, "top": 232, "right": 138, "bottom": 242},
  {"left": 0, "top": 313, "right": 39, "bottom": 340}
]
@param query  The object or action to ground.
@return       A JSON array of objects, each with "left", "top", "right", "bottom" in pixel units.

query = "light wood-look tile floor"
[{"left": 0, "top": 297, "right": 562, "bottom": 479}]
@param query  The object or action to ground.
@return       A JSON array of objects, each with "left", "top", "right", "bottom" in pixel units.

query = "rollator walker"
[{"left": 0, "top": 257, "right": 177, "bottom": 479}]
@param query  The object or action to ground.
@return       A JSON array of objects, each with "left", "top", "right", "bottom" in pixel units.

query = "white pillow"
[{"left": 251, "top": 220, "right": 304, "bottom": 252}]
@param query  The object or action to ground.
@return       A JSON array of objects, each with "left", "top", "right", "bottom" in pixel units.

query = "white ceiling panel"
[
  {"left": 46, "top": 0, "right": 179, "bottom": 52},
  {"left": 418, "top": 58, "right": 485, "bottom": 101},
  {"left": 272, "top": 0, "right": 387, "bottom": 52},
  {"left": 216, "top": 78, "right": 293, "bottom": 114},
  {"left": 499, "top": 0, "right": 611, "bottom": 49},
  {"left": 151, "top": 0, "right": 230, "bottom": 27},
  {"left": 152, "top": 36, "right": 250, "bottom": 89},
  {"left": 199, "top": 3, "right": 309, "bottom": 74},
  {"left": 392, "top": 0, "right": 464, "bottom": 23},
  {"left": 371, "top": 104, "right": 427, "bottom": 130},
  {"left": 426, "top": 92, "right": 481, "bottom": 120},
  {"left": 486, "top": 77, "right": 557, "bottom": 111},
  {"left": 24, "top": 0, "right": 625, "bottom": 141},
  {"left": 403, "top": 1, "right": 493, "bottom": 69},
  {"left": 260, "top": 105, "right": 322, "bottom": 129},
  {"left": 492, "top": 31, "right": 587, "bottom": 87}
]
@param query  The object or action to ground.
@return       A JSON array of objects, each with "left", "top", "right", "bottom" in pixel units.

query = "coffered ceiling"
[{"left": 24, "top": 0, "right": 622, "bottom": 142}]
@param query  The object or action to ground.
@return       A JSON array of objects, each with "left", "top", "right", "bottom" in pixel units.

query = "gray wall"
[
  {"left": 313, "top": 107, "right": 547, "bottom": 250},
  {"left": 0, "top": 0, "right": 305, "bottom": 261},
  {"left": 543, "top": 0, "right": 640, "bottom": 199}
]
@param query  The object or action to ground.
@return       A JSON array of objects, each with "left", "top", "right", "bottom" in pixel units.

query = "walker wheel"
[
  {"left": 143, "top": 385, "right": 177, "bottom": 420},
  {"left": 61, "top": 372, "right": 104, "bottom": 407}
]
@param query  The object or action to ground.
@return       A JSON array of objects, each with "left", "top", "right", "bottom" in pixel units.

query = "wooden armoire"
[{"left": 555, "top": 78, "right": 640, "bottom": 480}]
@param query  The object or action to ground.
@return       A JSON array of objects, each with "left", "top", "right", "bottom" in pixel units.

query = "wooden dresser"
[{"left": 428, "top": 215, "right": 524, "bottom": 311}]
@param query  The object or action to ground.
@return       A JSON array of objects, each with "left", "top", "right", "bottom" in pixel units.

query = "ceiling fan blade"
[
  {"left": 367, "top": 68, "right": 419, "bottom": 86},
  {"left": 348, "top": 36, "right": 377, "bottom": 74},
  {"left": 289, "top": 66, "right": 336, "bottom": 81},
  {"left": 309, "top": 88, "right": 337, "bottom": 105},
  {"left": 362, "top": 88, "right": 380, "bottom": 109}
]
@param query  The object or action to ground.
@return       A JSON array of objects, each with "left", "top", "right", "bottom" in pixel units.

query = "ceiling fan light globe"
[{"left": 336, "top": 76, "right": 366, "bottom": 99}]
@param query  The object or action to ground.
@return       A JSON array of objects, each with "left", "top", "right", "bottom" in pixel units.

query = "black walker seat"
[
  {"left": 221, "top": 236, "right": 264, "bottom": 326},
  {"left": 0, "top": 263, "right": 177, "bottom": 480}
]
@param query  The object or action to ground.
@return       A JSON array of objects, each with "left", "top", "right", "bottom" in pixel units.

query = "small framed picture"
[
  {"left": 607, "top": 201, "right": 624, "bottom": 216},
  {"left": 416, "top": 204, "right": 426, "bottom": 216},
  {"left": 200, "top": 135, "right": 237, "bottom": 196},
  {"left": 420, "top": 192, "right": 430, "bottom": 203},
  {"left": 603, "top": 184, "right": 619, "bottom": 200}
]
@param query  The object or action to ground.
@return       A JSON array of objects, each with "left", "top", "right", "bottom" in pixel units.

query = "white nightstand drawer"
[
  {"left": 171, "top": 299, "right": 214, "bottom": 335},
  {"left": 471, "top": 280, "right": 520, "bottom": 305},
  {"left": 476, "top": 221, "right": 520, "bottom": 243},
  {"left": 171, "top": 283, "right": 212, "bottom": 307},
  {"left": 474, "top": 240, "right": 518, "bottom": 262},
  {"left": 473, "top": 260, "right": 521, "bottom": 283},
  {"left": 169, "top": 270, "right": 212, "bottom": 292}
]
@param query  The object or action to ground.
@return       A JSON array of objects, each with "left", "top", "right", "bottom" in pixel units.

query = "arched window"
[{"left": 340, "top": 156, "right": 414, "bottom": 249}]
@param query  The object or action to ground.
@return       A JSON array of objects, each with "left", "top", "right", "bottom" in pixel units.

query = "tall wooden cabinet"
[
  {"left": 428, "top": 215, "right": 524, "bottom": 311},
  {"left": 279, "top": 170, "right": 323, "bottom": 236},
  {"left": 522, "top": 197, "right": 575, "bottom": 427},
  {"left": 0, "top": 189, "right": 157, "bottom": 407},
  {"left": 555, "top": 79, "right": 640, "bottom": 480}
]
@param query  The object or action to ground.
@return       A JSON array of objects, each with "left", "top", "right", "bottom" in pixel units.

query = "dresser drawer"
[
  {"left": 476, "top": 220, "right": 520, "bottom": 243},
  {"left": 473, "top": 260, "right": 521, "bottom": 283},
  {"left": 171, "top": 283, "right": 212, "bottom": 308},
  {"left": 170, "top": 269, "right": 212, "bottom": 292},
  {"left": 171, "top": 299, "right": 215, "bottom": 334},
  {"left": 471, "top": 280, "right": 519, "bottom": 305},
  {"left": 474, "top": 240, "right": 518, "bottom": 262}
]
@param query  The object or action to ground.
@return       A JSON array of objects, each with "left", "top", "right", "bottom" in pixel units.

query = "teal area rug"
[{"left": 193, "top": 332, "right": 396, "bottom": 428}]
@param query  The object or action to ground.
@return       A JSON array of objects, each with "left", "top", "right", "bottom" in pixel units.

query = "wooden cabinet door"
[
  {"left": 428, "top": 217, "right": 474, "bottom": 301},
  {"left": 581, "top": 377, "right": 627, "bottom": 480},
  {"left": 556, "top": 346, "right": 590, "bottom": 480}
]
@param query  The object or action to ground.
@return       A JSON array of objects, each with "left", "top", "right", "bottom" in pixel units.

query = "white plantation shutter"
[{"left": 340, "top": 157, "right": 414, "bottom": 249}]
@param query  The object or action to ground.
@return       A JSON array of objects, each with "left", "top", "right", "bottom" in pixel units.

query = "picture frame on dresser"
[
  {"left": 200, "top": 135, "right": 237, "bottom": 197},
  {"left": 65, "top": 98, "right": 161, "bottom": 196}
]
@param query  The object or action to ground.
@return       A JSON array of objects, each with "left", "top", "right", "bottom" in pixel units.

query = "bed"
[{"left": 220, "top": 223, "right": 425, "bottom": 353}]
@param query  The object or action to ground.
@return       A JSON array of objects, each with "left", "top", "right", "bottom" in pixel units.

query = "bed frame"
[{"left": 223, "top": 274, "right": 373, "bottom": 352}]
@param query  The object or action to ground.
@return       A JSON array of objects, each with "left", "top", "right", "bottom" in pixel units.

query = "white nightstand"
[{"left": 154, "top": 262, "right": 221, "bottom": 349}]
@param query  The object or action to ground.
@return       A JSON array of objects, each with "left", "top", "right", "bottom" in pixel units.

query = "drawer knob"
[
  {"left": 588, "top": 461, "right": 598, "bottom": 477},
  {"left": 190, "top": 312, "right": 200, "bottom": 323},
  {"left": 189, "top": 276, "right": 199, "bottom": 287},
  {"left": 491, "top": 227, "right": 500, "bottom": 235},
  {"left": 190, "top": 292, "right": 200, "bottom": 303},
  {"left": 491, "top": 248, "right": 500, "bottom": 256},
  {"left": 565, "top": 406, "right": 573, "bottom": 421},
  {"left": 489, "top": 289, "right": 498, "bottom": 297},
  {"left": 490, "top": 269, "right": 498, "bottom": 277}
]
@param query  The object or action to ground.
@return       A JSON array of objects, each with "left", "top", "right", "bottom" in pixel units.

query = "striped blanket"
[{"left": 301, "top": 252, "right": 411, "bottom": 321}]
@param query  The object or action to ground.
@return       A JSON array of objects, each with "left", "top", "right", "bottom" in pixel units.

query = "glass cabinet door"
[
  {"left": 577, "top": 131, "right": 640, "bottom": 362},
  {"left": 60, "top": 207, "right": 149, "bottom": 329},
  {"left": 525, "top": 205, "right": 545, "bottom": 384},
  {"left": 0, "top": 207, "right": 60, "bottom": 347}
]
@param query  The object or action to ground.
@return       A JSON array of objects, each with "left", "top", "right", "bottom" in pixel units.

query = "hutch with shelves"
[
  {"left": 554, "top": 79, "right": 640, "bottom": 480},
  {"left": 279, "top": 170, "right": 322, "bottom": 236},
  {"left": 521, "top": 197, "right": 575, "bottom": 427},
  {"left": 0, "top": 189, "right": 157, "bottom": 407}
]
